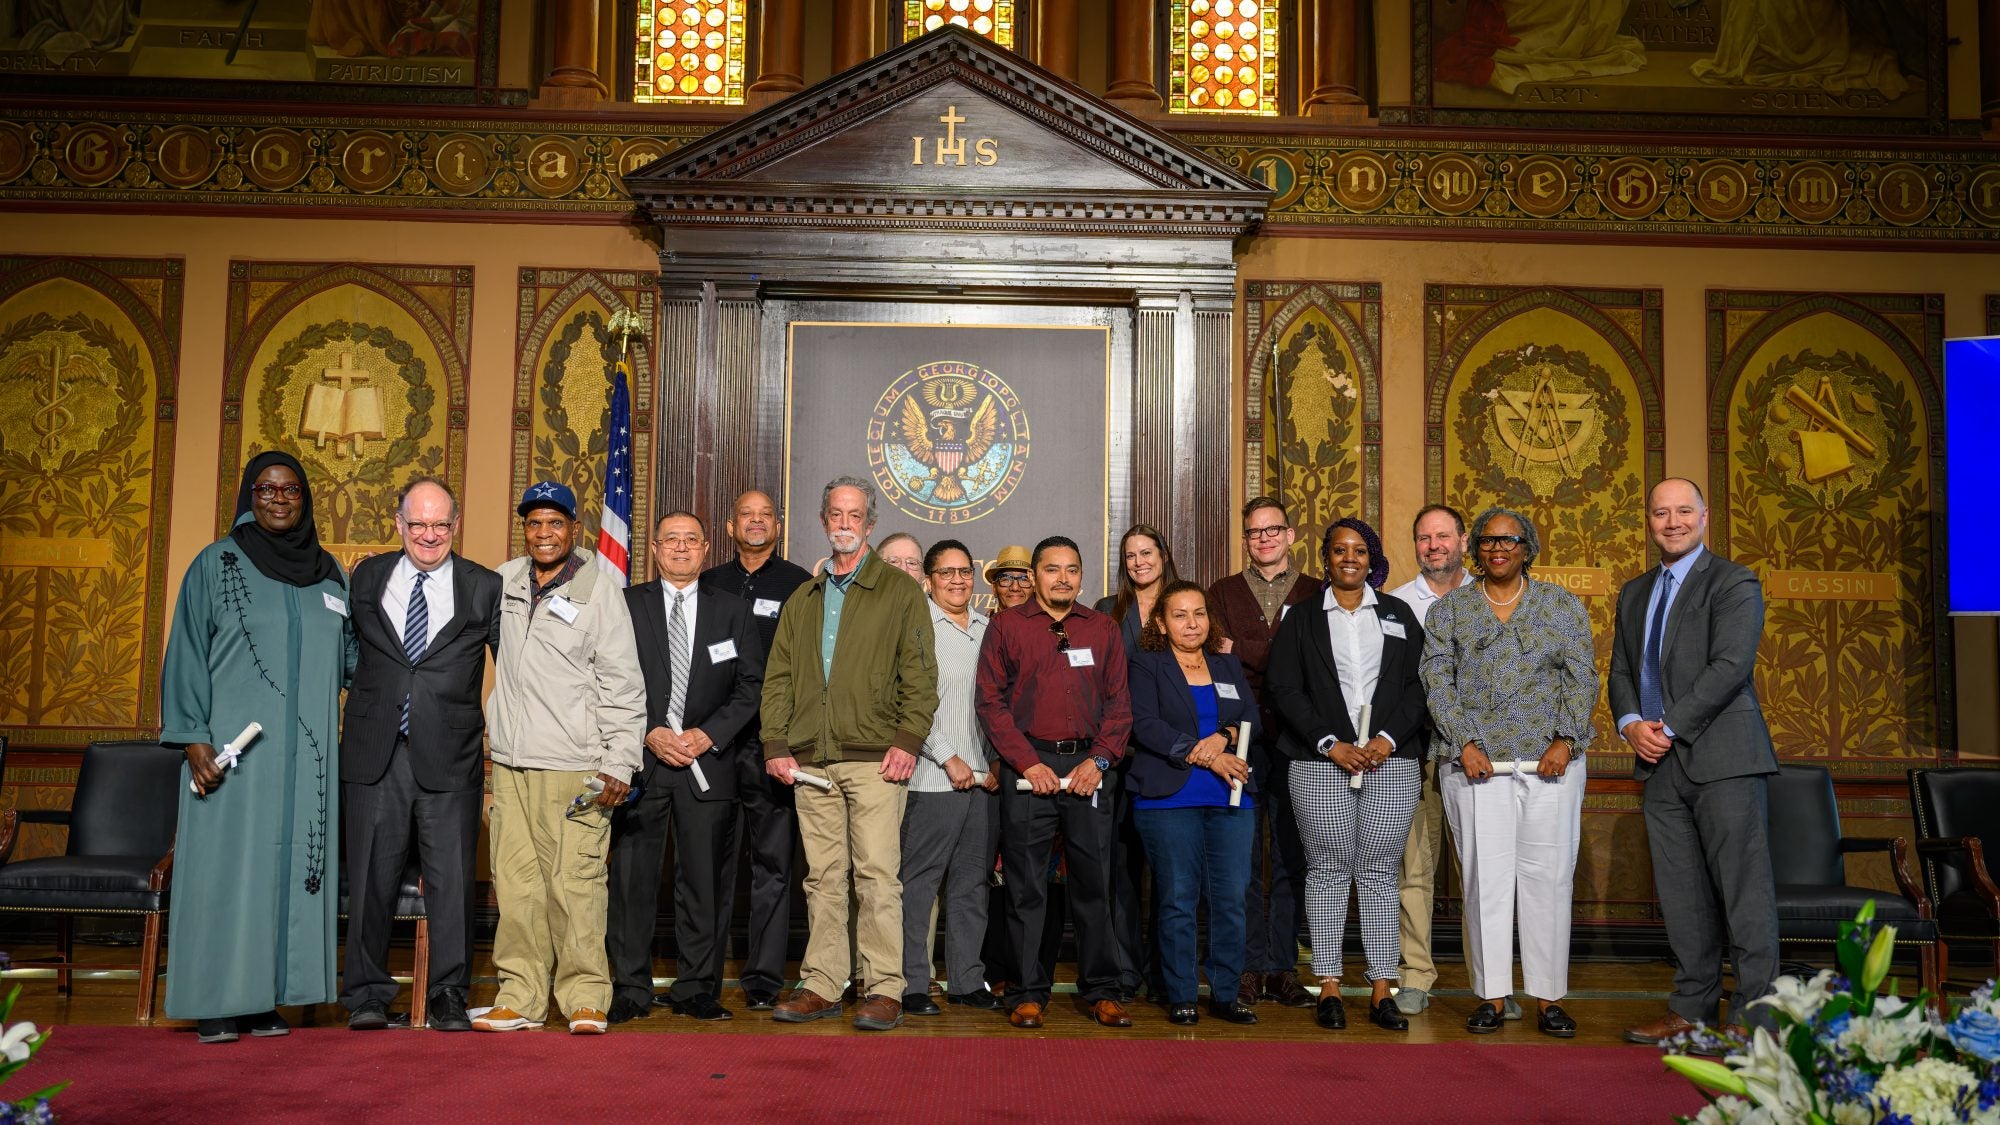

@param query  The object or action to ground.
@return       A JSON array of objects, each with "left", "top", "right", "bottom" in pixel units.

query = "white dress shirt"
[
  {"left": 1388, "top": 569, "right": 1473, "bottom": 627},
  {"left": 1319, "top": 584, "right": 1391, "bottom": 751},
  {"left": 383, "top": 553, "right": 454, "bottom": 649},
  {"left": 660, "top": 577, "right": 700, "bottom": 729},
  {"left": 914, "top": 600, "right": 992, "bottom": 793}
]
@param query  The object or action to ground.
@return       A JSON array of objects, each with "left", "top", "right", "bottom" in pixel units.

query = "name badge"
[
  {"left": 753, "top": 598, "right": 782, "bottom": 618},
  {"left": 323, "top": 593, "right": 348, "bottom": 617},
  {"left": 1216, "top": 682, "right": 1240, "bottom": 700},
  {"left": 1381, "top": 619, "right": 1407, "bottom": 639},
  {"left": 1066, "top": 648, "right": 1095, "bottom": 668},
  {"left": 547, "top": 595, "right": 579, "bottom": 624},
  {"left": 708, "top": 639, "right": 738, "bottom": 663}
]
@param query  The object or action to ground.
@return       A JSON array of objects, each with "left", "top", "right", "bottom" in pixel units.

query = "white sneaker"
[{"left": 472, "top": 1006, "right": 535, "bottom": 1031}]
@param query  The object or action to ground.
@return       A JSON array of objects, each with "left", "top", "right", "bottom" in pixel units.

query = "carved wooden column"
[
  {"left": 1035, "top": 0, "right": 1080, "bottom": 83},
  {"left": 539, "top": 0, "right": 605, "bottom": 106},
  {"left": 1983, "top": 0, "right": 2000, "bottom": 135},
  {"left": 1106, "top": 0, "right": 1161, "bottom": 112},
  {"left": 1302, "top": 0, "right": 1368, "bottom": 121},
  {"left": 749, "top": 0, "right": 806, "bottom": 102},
  {"left": 832, "top": 0, "right": 880, "bottom": 74}
]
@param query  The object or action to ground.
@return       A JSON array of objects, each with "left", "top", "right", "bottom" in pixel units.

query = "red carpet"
[{"left": 25, "top": 1026, "right": 1706, "bottom": 1123}]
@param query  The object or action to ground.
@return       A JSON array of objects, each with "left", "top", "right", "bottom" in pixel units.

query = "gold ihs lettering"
[{"left": 909, "top": 105, "right": 999, "bottom": 170}]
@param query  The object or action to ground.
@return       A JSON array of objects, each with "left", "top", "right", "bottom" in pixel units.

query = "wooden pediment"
[{"left": 625, "top": 27, "right": 1269, "bottom": 237}]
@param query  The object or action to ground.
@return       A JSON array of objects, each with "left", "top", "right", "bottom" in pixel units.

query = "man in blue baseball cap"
[{"left": 474, "top": 480, "right": 646, "bottom": 1035}]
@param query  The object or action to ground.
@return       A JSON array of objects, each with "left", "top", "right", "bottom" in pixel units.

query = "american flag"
[{"left": 594, "top": 357, "right": 633, "bottom": 586}]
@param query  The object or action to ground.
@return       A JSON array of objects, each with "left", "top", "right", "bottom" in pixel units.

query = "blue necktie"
[
  {"left": 400, "top": 571, "right": 429, "bottom": 735},
  {"left": 1638, "top": 569, "right": 1671, "bottom": 722}
]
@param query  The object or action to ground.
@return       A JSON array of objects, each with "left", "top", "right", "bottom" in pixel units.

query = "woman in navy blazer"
[{"left": 1127, "top": 580, "right": 1261, "bottom": 1026}]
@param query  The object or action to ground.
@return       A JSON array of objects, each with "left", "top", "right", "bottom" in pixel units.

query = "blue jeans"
[{"left": 1132, "top": 805, "right": 1255, "bottom": 1004}]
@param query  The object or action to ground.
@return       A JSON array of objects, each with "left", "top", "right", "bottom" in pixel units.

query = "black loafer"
[
  {"left": 241, "top": 1010, "right": 289, "bottom": 1037},
  {"left": 1167, "top": 1003, "right": 1199, "bottom": 1025},
  {"left": 1467, "top": 1002, "right": 1504, "bottom": 1034},
  {"left": 347, "top": 1000, "right": 389, "bottom": 1031},
  {"left": 903, "top": 992, "right": 942, "bottom": 1016},
  {"left": 427, "top": 989, "right": 472, "bottom": 1032},
  {"left": 670, "top": 993, "right": 734, "bottom": 1021},
  {"left": 1538, "top": 1002, "right": 1577, "bottom": 1039},
  {"left": 607, "top": 997, "right": 650, "bottom": 1025},
  {"left": 196, "top": 1018, "right": 238, "bottom": 1044},
  {"left": 1315, "top": 995, "right": 1347, "bottom": 1030},
  {"left": 742, "top": 988, "right": 778, "bottom": 1011},
  {"left": 1209, "top": 1000, "right": 1258, "bottom": 1025},
  {"left": 1370, "top": 998, "right": 1409, "bottom": 1032},
  {"left": 948, "top": 989, "right": 1001, "bottom": 1010}
]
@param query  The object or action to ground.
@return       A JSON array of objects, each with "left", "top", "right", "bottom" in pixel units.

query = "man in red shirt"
[{"left": 976, "top": 535, "right": 1133, "bottom": 1029}]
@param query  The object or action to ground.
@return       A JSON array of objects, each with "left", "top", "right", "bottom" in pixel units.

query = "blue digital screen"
[{"left": 1948, "top": 337, "right": 2000, "bottom": 614}]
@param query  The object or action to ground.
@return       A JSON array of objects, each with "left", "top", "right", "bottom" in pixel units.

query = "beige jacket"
[{"left": 486, "top": 550, "right": 645, "bottom": 778}]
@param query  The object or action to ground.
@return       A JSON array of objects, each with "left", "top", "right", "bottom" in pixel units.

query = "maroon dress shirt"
[{"left": 975, "top": 600, "right": 1132, "bottom": 775}]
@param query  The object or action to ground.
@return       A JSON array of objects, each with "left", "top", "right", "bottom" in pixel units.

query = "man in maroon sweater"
[{"left": 1206, "top": 496, "right": 1323, "bottom": 1009}]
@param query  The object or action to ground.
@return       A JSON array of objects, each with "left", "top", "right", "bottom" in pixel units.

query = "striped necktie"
[
  {"left": 400, "top": 571, "right": 429, "bottom": 736},
  {"left": 667, "top": 589, "right": 690, "bottom": 730}
]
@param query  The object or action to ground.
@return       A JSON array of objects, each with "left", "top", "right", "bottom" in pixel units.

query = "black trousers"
[
  {"left": 340, "top": 738, "right": 480, "bottom": 1010},
  {"left": 1110, "top": 777, "right": 1157, "bottom": 994},
  {"left": 999, "top": 751, "right": 1120, "bottom": 1008},
  {"left": 606, "top": 759, "right": 734, "bottom": 1005},
  {"left": 717, "top": 735, "right": 797, "bottom": 994},
  {"left": 1242, "top": 739, "right": 1310, "bottom": 974}
]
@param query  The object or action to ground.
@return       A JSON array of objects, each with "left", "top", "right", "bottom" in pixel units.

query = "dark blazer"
[
  {"left": 1609, "top": 548, "right": 1776, "bottom": 784},
  {"left": 624, "top": 580, "right": 766, "bottom": 800},
  {"left": 1264, "top": 589, "right": 1429, "bottom": 763},
  {"left": 1126, "top": 649, "right": 1262, "bottom": 800},
  {"left": 340, "top": 551, "right": 501, "bottom": 791}
]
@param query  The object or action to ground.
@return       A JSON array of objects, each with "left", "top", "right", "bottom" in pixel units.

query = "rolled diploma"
[
  {"left": 193, "top": 721, "right": 263, "bottom": 795},
  {"left": 1490, "top": 761, "right": 1522, "bottom": 775},
  {"left": 1012, "top": 775, "right": 1097, "bottom": 806},
  {"left": 1349, "top": 703, "right": 1373, "bottom": 791},
  {"left": 1228, "top": 721, "right": 1251, "bottom": 808},
  {"left": 790, "top": 768, "right": 834, "bottom": 790},
  {"left": 672, "top": 722, "right": 710, "bottom": 792}
]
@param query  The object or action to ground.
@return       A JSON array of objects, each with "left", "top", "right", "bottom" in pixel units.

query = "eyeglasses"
[
  {"left": 1048, "top": 619, "right": 1070, "bottom": 652},
  {"left": 401, "top": 520, "right": 456, "bottom": 536},
  {"left": 1244, "top": 525, "right": 1290, "bottom": 540},
  {"left": 930, "top": 567, "right": 975, "bottom": 580},
  {"left": 653, "top": 534, "right": 705, "bottom": 547},
  {"left": 1475, "top": 535, "right": 1528, "bottom": 551},
  {"left": 994, "top": 573, "right": 1032, "bottom": 588},
  {"left": 251, "top": 483, "right": 303, "bottom": 501}
]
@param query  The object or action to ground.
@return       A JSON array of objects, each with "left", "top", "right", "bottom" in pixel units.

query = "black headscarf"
[{"left": 230, "top": 450, "right": 343, "bottom": 589}]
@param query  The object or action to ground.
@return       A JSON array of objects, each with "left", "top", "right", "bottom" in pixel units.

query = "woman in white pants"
[{"left": 1419, "top": 507, "right": 1597, "bottom": 1038}]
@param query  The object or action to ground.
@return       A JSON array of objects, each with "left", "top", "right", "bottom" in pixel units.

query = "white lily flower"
[
  {"left": 1728, "top": 1027, "right": 1819, "bottom": 1120},
  {"left": 1836, "top": 1000, "right": 1935, "bottom": 1065},
  {"left": 0, "top": 1020, "right": 39, "bottom": 1064},
  {"left": 1749, "top": 970, "right": 1836, "bottom": 1024}
]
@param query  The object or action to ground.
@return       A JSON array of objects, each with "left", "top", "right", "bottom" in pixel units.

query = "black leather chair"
[
  {"left": 0, "top": 740, "right": 181, "bottom": 1022},
  {"left": 1770, "top": 764, "right": 1941, "bottom": 1008},
  {"left": 336, "top": 860, "right": 432, "bottom": 1028},
  {"left": 1909, "top": 767, "right": 2000, "bottom": 988}
]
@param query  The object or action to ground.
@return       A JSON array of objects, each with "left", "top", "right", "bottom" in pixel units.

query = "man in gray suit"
[{"left": 1614, "top": 478, "right": 1778, "bottom": 1046}]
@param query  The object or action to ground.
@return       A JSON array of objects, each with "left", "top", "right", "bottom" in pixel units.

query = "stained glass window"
[
  {"left": 635, "top": 1, "right": 747, "bottom": 104},
  {"left": 905, "top": 0, "right": 1015, "bottom": 48},
  {"left": 1169, "top": 0, "right": 1279, "bottom": 114}
]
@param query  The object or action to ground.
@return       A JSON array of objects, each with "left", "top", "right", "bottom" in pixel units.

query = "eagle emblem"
[
  {"left": 898, "top": 375, "right": 1000, "bottom": 504},
  {"left": 866, "top": 360, "right": 1029, "bottom": 525}
]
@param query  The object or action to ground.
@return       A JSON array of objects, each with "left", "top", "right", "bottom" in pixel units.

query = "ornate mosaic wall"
[
  {"left": 218, "top": 262, "right": 472, "bottom": 565},
  {"left": 1241, "top": 281, "right": 1380, "bottom": 568},
  {"left": 512, "top": 269, "right": 658, "bottom": 576},
  {"left": 1708, "top": 290, "right": 1949, "bottom": 774},
  {"left": 0, "top": 257, "right": 180, "bottom": 748}
]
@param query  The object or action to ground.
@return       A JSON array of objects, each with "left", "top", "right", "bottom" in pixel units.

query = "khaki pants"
[
  {"left": 796, "top": 760, "right": 908, "bottom": 1002},
  {"left": 1397, "top": 759, "right": 1447, "bottom": 991},
  {"left": 489, "top": 763, "right": 613, "bottom": 1021}
]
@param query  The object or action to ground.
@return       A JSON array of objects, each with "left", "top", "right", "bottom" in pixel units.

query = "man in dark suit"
[
  {"left": 608, "top": 510, "right": 767, "bottom": 1024},
  {"left": 1611, "top": 478, "right": 1779, "bottom": 1045},
  {"left": 339, "top": 476, "right": 501, "bottom": 1033}
]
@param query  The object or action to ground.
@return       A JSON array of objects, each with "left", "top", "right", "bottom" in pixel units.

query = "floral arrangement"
[
  {"left": 0, "top": 987, "right": 63, "bottom": 1123},
  {"left": 1665, "top": 901, "right": 2000, "bottom": 1125}
]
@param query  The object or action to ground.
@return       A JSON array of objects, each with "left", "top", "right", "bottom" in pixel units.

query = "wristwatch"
[{"left": 1091, "top": 755, "right": 1112, "bottom": 772}]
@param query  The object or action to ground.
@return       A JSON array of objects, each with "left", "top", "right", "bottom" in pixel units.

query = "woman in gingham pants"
[{"left": 1264, "top": 518, "right": 1430, "bottom": 1033}]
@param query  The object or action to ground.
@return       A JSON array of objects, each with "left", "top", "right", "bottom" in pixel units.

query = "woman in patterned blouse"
[{"left": 1419, "top": 507, "right": 1597, "bottom": 1039}]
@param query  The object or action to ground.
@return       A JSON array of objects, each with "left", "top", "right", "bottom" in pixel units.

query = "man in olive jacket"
[{"left": 763, "top": 476, "right": 938, "bottom": 1032}]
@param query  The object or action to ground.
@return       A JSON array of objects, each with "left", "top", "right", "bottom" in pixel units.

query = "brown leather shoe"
[
  {"left": 1091, "top": 999, "right": 1133, "bottom": 1028},
  {"left": 1008, "top": 1001, "right": 1044, "bottom": 1028},
  {"left": 1236, "top": 971, "right": 1262, "bottom": 1007},
  {"left": 1265, "top": 971, "right": 1315, "bottom": 1009},
  {"left": 853, "top": 994, "right": 903, "bottom": 1031},
  {"left": 771, "top": 989, "right": 843, "bottom": 1023},
  {"left": 1624, "top": 1010, "right": 1701, "bottom": 1045}
]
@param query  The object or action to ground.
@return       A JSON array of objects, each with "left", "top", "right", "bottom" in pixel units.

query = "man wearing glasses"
[
  {"left": 339, "top": 477, "right": 501, "bottom": 1033},
  {"left": 1206, "top": 496, "right": 1323, "bottom": 1010},
  {"left": 976, "top": 536, "right": 1134, "bottom": 1028}
]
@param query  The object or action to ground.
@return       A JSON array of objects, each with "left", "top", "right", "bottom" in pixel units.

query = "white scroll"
[
  {"left": 1350, "top": 704, "right": 1373, "bottom": 791},
  {"left": 790, "top": 769, "right": 834, "bottom": 790},
  {"left": 671, "top": 722, "right": 710, "bottom": 792},
  {"left": 1229, "top": 721, "right": 1252, "bottom": 808},
  {"left": 192, "top": 722, "right": 263, "bottom": 795}
]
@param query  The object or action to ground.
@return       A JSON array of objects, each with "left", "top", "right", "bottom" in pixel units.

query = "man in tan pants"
[{"left": 475, "top": 481, "right": 646, "bottom": 1035}]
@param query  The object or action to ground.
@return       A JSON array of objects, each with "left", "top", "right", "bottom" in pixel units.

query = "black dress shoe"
[
  {"left": 1370, "top": 998, "right": 1409, "bottom": 1032},
  {"left": 1209, "top": 1000, "right": 1259, "bottom": 1025},
  {"left": 1538, "top": 1002, "right": 1577, "bottom": 1039},
  {"left": 347, "top": 1000, "right": 390, "bottom": 1031},
  {"left": 947, "top": 989, "right": 1001, "bottom": 1010},
  {"left": 670, "top": 993, "right": 734, "bottom": 1021},
  {"left": 1315, "top": 996, "right": 1347, "bottom": 1030},
  {"left": 903, "top": 992, "right": 941, "bottom": 1016},
  {"left": 607, "top": 997, "right": 651, "bottom": 1025},
  {"left": 1467, "top": 1002, "right": 1504, "bottom": 1034},
  {"left": 743, "top": 988, "right": 778, "bottom": 1012},
  {"left": 1167, "top": 1003, "right": 1199, "bottom": 1025},
  {"left": 241, "top": 1010, "right": 289, "bottom": 1037},
  {"left": 427, "top": 989, "right": 472, "bottom": 1032},
  {"left": 196, "top": 1018, "right": 238, "bottom": 1044}
]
